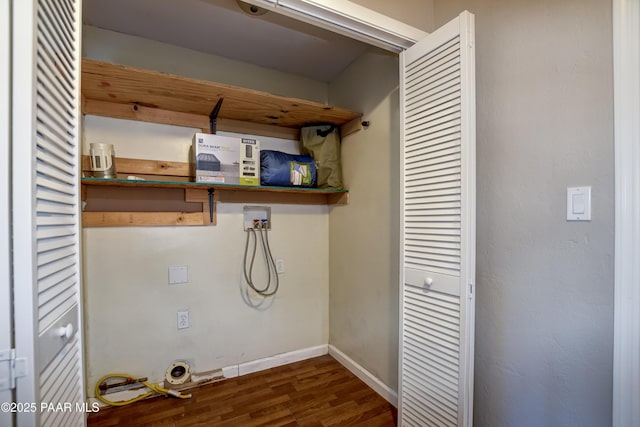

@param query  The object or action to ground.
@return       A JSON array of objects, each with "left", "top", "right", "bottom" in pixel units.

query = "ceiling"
[{"left": 82, "top": 0, "right": 375, "bottom": 82}]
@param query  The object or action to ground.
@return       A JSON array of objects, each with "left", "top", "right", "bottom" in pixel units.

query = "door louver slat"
[
  {"left": 403, "top": 367, "right": 458, "bottom": 409},
  {"left": 404, "top": 350, "right": 458, "bottom": 392},
  {"left": 40, "top": 338, "right": 82, "bottom": 426},
  {"left": 406, "top": 99, "right": 460, "bottom": 130},
  {"left": 403, "top": 286, "right": 461, "bottom": 425},
  {"left": 403, "top": 67, "right": 462, "bottom": 273}
]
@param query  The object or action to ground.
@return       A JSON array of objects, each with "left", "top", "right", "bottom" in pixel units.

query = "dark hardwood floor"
[{"left": 87, "top": 355, "right": 397, "bottom": 426}]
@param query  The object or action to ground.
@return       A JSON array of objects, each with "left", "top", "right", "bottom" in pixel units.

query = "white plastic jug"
[{"left": 89, "top": 143, "right": 116, "bottom": 178}]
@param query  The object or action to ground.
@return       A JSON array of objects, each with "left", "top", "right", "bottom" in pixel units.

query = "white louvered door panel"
[
  {"left": 12, "top": 0, "right": 84, "bottom": 425},
  {"left": 399, "top": 11, "right": 475, "bottom": 427}
]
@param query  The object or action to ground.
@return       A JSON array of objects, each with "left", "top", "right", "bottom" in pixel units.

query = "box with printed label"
[
  {"left": 192, "top": 133, "right": 260, "bottom": 185},
  {"left": 239, "top": 138, "right": 260, "bottom": 186}
]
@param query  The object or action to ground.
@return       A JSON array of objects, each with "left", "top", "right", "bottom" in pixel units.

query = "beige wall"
[
  {"left": 433, "top": 2, "right": 614, "bottom": 426},
  {"left": 325, "top": 0, "right": 435, "bottom": 396},
  {"left": 82, "top": 32, "right": 330, "bottom": 395},
  {"left": 327, "top": 49, "right": 401, "bottom": 390},
  {"left": 325, "top": 0, "right": 437, "bottom": 396},
  {"left": 83, "top": 25, "right": 329, "bottom": 104}
]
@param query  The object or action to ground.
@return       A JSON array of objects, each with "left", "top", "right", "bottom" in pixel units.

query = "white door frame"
[
  {"left": 0, "top": 0, "right": 13, "bottom": 424},
  {"left": 612, "top": 0, "right": 640, "bottom": 425},
  {"left": 11, "top": 0, "right": 38, "bottom": 422},
  {"left": 240, "top": 0, "right": 428, "bottom": 52}
]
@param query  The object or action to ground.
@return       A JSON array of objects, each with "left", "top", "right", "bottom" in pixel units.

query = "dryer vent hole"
[{"left": 171, "top": 365, "right": 186, "bottom": 379}]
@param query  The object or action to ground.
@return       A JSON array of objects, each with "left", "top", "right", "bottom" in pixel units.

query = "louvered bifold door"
[
  {"left": 12, "top": 0, "right": 84, "bottom": 426},
  {"left": 399, "top": 11, "right": 476, "bottom": 427}
]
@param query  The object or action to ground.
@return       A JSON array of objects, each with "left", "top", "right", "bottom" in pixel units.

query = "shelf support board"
[
  {"left": 83, "top": 98, "right": 208, "bottom": 129},
  {"left": 326, "top": 192, "right": 350, "bottom": 205},
  {"left": 82, "top": 155, "right": 191, "bottom": 178},
  {"left": 83, "top": 99, "right": 300, "bottom": 140},
  {"left": 185, "top": 188, "right": 217, "bottom": 226},
  {"left": 82, "top": 211, "right": 205, "bottom": 227},
  {"left": 216, "top": 189, "right": 346, "bottom": 205},
  {"left": 341, "top": 117, "right": 364, "bottom": 138}
]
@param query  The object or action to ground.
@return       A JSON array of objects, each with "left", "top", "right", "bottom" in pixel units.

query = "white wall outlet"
[
  {"left": 177, "top": 310, "right": 190, "bottom": 329},
  {"left": 275, "top": 258, "right": 285, "bottom": 274},
  {"left": 169, "top": 265, "right": 188, "bottom": 285}
]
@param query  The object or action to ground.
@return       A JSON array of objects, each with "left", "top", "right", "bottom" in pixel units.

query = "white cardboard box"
[{"left": 192, "top": 133, "right": 260, "bottom": 185}]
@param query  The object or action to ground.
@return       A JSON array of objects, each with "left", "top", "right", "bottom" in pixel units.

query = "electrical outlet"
[
  {"left": 177, "top": 310, "right": 190, "bottom": 329},
  {"left": 275, "top": 258, "right": 285, "bottom": 274}
]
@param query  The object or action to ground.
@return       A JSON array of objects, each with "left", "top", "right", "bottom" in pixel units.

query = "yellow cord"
[{"left": 95, "top": 374, "right": 192, "bottom": 407}]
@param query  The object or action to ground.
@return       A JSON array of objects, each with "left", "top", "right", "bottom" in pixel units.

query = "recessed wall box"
[{"left": 243, "top": 206, "right": 271, "bottom": 230}]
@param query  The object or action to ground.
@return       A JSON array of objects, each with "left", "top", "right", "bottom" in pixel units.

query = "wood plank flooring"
[{"left": 87, "top": 355, "right": 397, "bottom": 426}]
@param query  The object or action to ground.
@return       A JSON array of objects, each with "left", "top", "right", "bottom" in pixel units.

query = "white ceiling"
[{"left": 82, "top": 0, "right": 374, "bottom": 82}]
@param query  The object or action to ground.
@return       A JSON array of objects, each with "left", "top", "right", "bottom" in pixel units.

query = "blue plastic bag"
[{"left": 260, "top": 150, "right": 317, "bottom": 187}]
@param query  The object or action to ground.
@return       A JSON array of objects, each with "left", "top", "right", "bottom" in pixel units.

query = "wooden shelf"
[
  {"left": 80, "top": 60, "right": 355, "bottom": 227},
  {"left": 81, "top": 58, "right": 363, "bottom": 140},
  {"left": 80, "top": 157, "right": 348, "bottom": 227},
  {"left": 82, "top": 177, "right": 346, "bottom": 195},
  {"left": 81, "top": 177, "right": 348, "bottom": 203}
]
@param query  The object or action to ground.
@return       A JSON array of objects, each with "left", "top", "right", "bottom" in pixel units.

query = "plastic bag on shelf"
[{"left": 300, "top": 124, "right": 343, "bottom": 189}]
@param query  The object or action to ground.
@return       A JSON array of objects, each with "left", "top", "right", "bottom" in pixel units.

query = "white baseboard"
[
  {"left": 92, "top": 345, "right": 398, "bottom": 409},
  {"left": 328, "top": 344, "right": 398, "bottom": 407},
  {"left": 224, "top": 344, "right": 329, "bottom": 378},
  {"left": 92, "top": 345, "right": 329, "bottom": 406},
  {"left": 226, "top": 343, "right": 399, "bottom": 407}
]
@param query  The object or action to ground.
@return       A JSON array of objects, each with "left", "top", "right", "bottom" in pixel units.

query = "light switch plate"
[
  {"left": 169, "top": 265, "right": 189, "bottom": 284},
  {"left": 567, "top": 186, "right": 591, "bottom": 221}
]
